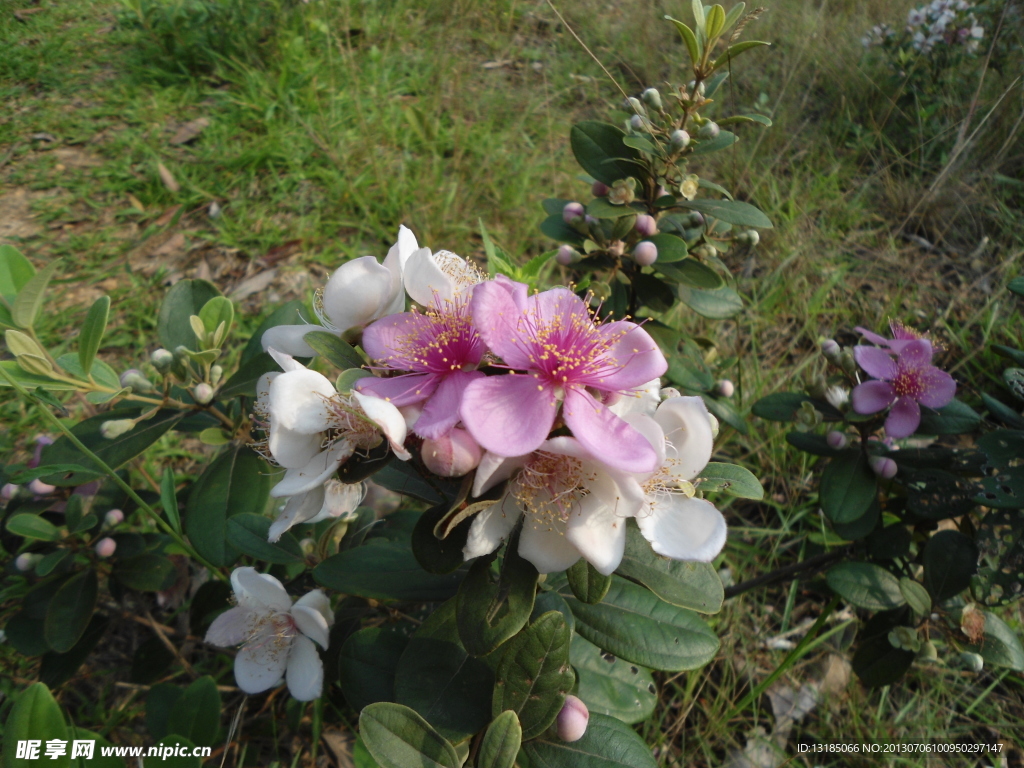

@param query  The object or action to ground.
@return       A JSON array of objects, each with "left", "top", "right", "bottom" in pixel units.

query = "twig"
[
  {"left": 543, "top": 0, "right": 630, "bottom": 104},
  {"left": 144, "top": 608, "right": 197, "bottom": 679},
  {"left": 724, "top": 546, "right": 851, "bottom": 599}
]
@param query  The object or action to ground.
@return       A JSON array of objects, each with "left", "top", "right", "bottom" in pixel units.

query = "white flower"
[
  {"left": 402, "top": 248, "right": 485, "bottom": 308},
  {"left": 260, "top": 226, "right": 421, "bottom": 357},
  {"left": 205, "top": 568, "right": 334, "bottom": 701},
  {"left": 268, "top": 479, "right": 366, "bottom": 543},
  {"left": 256, "top": 350, "right": 410, "bottom": 503}
]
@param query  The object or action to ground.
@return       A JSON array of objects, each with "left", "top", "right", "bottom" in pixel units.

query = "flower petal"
[
  {"left": 321, "top": 255, "right": 396, "bottom": 331},
  {"left": 562, "top": 387, "right": 659, "bottom": 474},
  {"left": 617, "top": 413, "right": 667, "bottom": 473},
  {"left": 286, "top": 634, "right": 324, "bottom": 701},
  {"left": 585, "top": 321, "right": 667, "bottom": 391},
  {"left": 461, "top": 375, "right": 558, "bottom": 458},
  {"left": 472, "top": 452, "right": 528, "bottom": 497},
  {"left": 306, "top": 481, "right": 366, "bottom": 524},
  {"left": 269, "top": 369, "right": 336, "bottom": 434},
  {"left": 518, "top": 515, "right": 581, "bottom": 575},
  {"left": 855, "top": 326, "right": 891, "bottom": 347},
  {"left": 353, "top": 391, "right": 411, "bottom": 460},
  {"left": 413, "top": 370, "right": 485, "bottom": 439},
  {"left": 917, "top": 367, "right": 956, "bottom": 408},
  {"left": 380, "top": 226, "right": 419, "bottom": 316},
  {"left": 268, "top": 425, "right": 322, "bottom": 470},
  {"left": 234, "top": 633, "right": 290, "bottom": 695},
  {"left": 885, "top": 396, "right": 921, "bottom": 439},
  {"left": 270, "top": 440, "right": 356, "bottom": 498},
  {"left": 291, "top": 604, "right": 330, "bottom": 649},
  {"left": 854, "top": 346, "right": 898, "bottom": 380},
  {"left": 636, "top": 496, "right": 727, "bottom": 562},
  {"left": 205, "top": 606, "right": 249, "bottom": 647},
  {"left": 564, "top": 494, "right": 629, "bottom": 575},
  {"left": 294, "top": 589, "right": 335, "bottom": 628},
  {"left": 469, "top": 279, "right": 535, "bottom": 369},
  {"left": 653, "top": 397, "right": 714, "bottom": 482},
  {"left": 261, "top": 324, "right": 319, "bottom": 358},
  {"left": 268, "top": 486, "right": 327, "bottom": 543},
  {"left": 851, "top": 380, "right": 896, "bottom": 415},
  {"left": 232, "top": 566, "right": 292, "bottom": 612},
  {"left": 898, "top": 338, "right": 934, "bottom": 368},
  {"left": 362, "top": 312, "right": 431, "bottom": 371},
  {"left": 355, "top": 372, "right": 438, "bottom": 408},
  {"left": 463, "top": 497, "right": 521, "bottom": 560},
  {"left": 608, "top": 378, "right": 662, "bottom": 418},
  {"left": 404, "top": 248, "right": 456, "bottom": 307}
]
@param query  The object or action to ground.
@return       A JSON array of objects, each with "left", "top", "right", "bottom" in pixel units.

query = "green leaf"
[
  {"left": 316, "top": 539, "right": 464, "bottom": 602},
  {"left": 705, "top": 4, "right": 725, "bottom": 38},
  {"left": 359, "top": 702, "right": 460, "bottom": 768},
  {"left": 676, "top": 284, "right": 743, "bottom": 319},
  {"left": 819, "top": 449, "right": 877, "bottom": 524},
  {"left": 917, "top": 399, "right": 982, "bottom": 435},
  {"left": 718, "top": 113, "right": 773, "bottom": 127},
  {"left": 665, "top": 16, "right": 701, "bottom": 65},
  {"left": 615, "top": 523, "right": 723, "bottom": 613},
  {"left": 143, "top": 736, "right": 201, "bottom": 768},
  {"left": 1008, "top": 277, "right": 1024, "bottom": 297},
  {"left": 570, "top": 121, "right": 642, "bottom": 186},
  {"left": 566, "top": 576, "right": 719, "bottom": 671},
  {"left": 0, "top": 360, "right": 79, "bottom": 390},
  {"left": 412, "top": 500, "right": 473, "bottom": 575},
  {"left": 305, "top": 330, "right": 364, "bottom": 370},
  {"left": 40, "top": 615, "right": 109, "bottom": 689},
  {"left": 113, "top": 554, "right": 177, "bottom": 592},
  {"left": 539, "top": 214, "right": 585, "bottom": 246},
  {"left": 567, "top": 558, "right": 611, "bottom": 604},
  {"left": 691, "top": 0, "right": 705, "bottom": 29},
  {"left": 698, "top": 462, "right": 763, "bottom": 499},
  {"left": 225, "top": 513, "right": 304, "bottom": 563},
  {"left": 39, "top": 409, "right": 185, "bottom": 487},
  {"left": 457, "top": 536, "right": 539, "bottom": 656},
  {"left": 851, "top": 610, "right": 915, "bottom": 687},
  {"left": 185, "top": 445, "right": 271, "bottom": 567},
  {"left": 521, "top": 712, "right": 658, "bottom": 768},
  {"left": 6, "top": 512, "right": 61, "bottom": 541},
  {"left": 492, "top": 611, "right": 574, "bottom": 740},
  {"left": 641, "top": 233, "right": 687, "bottom": 263},
  {"left": 13, "top": 260, "right": 61, "bottom": 329},
  {"left": 785, "top": 431, "right": 839, "bottom": 456},
  {"left": 657, "top": 257, "right": 725, "bottom": 290},
  {"left": 630, "top": 273, "right": 674, "bottom": 313},
  {"left": 477, "top": 711, "right": 521, "bottom": 768},
  {"left": 689, "top": 131, "right": 739, "bottom": 155},
  {"left": 394, "top": 600, "right": 494, "bottom": 743},
  {"left": 923, "top": 530, "right": 977, "bottom": 601},
  {"left": 678, "top": 198, "right": 772, "bottom": 228},
  {"left": 44, "top": 569, "right": 98, "bottom": 653},
  {"left": 963, "top": 611, "right": 1024, "bottom": 671},
  {"left": 825, "top": 562, "right": 905, "bottom": 610},
  {"left": 586, "top": 198, "right": 639, "bottom": 219},
  {"left": 157, "top": 279, "right": 221, "bottom": 351},
  {"left": 167, "top": 676, "right": 221, "bottom": 747},
  {"left": 713, "top": 40, "right": 771, "bottom": 68},
  {"left": 372, "top": 460, "right": 460, "bottom": 505},
  {"left": 198, "top": 296, "right": 234, "bottom": 344},
  {"left": 899, "top": 578, "right": 932, "bottom": 616},
  {"left": 751, "top": 393, "right": 841, "bottom": 422},
  {"left": 571, "top": 635, "right": 656, "bottom": 725},
  {"left": 160, "top": 467, "right": 181, "bottom": 535},
  {"left": 68, "top": 727, "right": 125, "bottom": 768},
  {"left": 2, "top": 683, "right": 70, "bottom": 768},
  {"left": 78, "top": 296, "right": 110, "bottom": 376},
  {"left": 339, "top": 627, "right": 410, "bottom": 712},
  {"left": 5, "top": 611, "right": 50, "bottom": 656},
  {"left": 0, "top": 243, "right": 37, "bottom": 304},
  {"left": 722, "top": 2, "right": 745, "bottom": 32},
  {"left": 702, "top": 393, "right": 748, "bottom": 435}
]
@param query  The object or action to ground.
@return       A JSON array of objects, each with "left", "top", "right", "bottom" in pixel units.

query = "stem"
[{"left": 724, "top": 546, "right": 851, "bottom": 599}]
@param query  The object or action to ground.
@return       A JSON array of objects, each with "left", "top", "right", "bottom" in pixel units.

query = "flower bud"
[
  {"left": 421, "top": 429, "right": 483, "bottom": 478},
  {"left": 670, "top": 129, "right": 691, "bottom": 151},
  {"left": 120, "top": 368, "right": 155, "bottom": 392},
  {"left": 299, "top": 538, "right": 317, "bottom": 555},
  {"left": 591, "top": 181, "right": 610, "bottom": 197},
  {"left": 562, "top": 202, "right": 585, "bottom": 224},
  {"left": 95, "top": 537, "right": 117, "bottom": 558},
  {"left": 584, "top": 215, "right": 599, "bottom": 228},
  {"left": 629, "top": 114, "right": 646, "bottom": 131},
  {"left": 698, "top": 121, "right": 720, "bottom": 140},
  {"left": 211, "top": 365, "right": 224, "bottom": 386},
  {"left": 626, "top": 97, "right": 646, "bottom": 116},
  {"left": 556, "top": 695, "right": 589, "bottom": 743},
  {"left": 193, "top": 383, "right": 214, "bottom": 404},
  {"left": 660, "top": 387, "right": 681, "bottom": 400},
  {"left": 917, "top": 640, "right": 938, "bottom": 663},
  {"left": 104, "top": 509, "right": 124, "bottom": 527},
  {"left": 173, "top": 345, "right": 191, "bottom": 361},
  {"left": 15, "top": 552, "right": 40, "bottom": 571},
  {"left": 960, "top": 651, "right": 984, "bottom": 673},
  {"left": 839, "top": 348, "right": 858, "bottom": 376},
  {"left": 1, "top": 483, "right": 18, "bottom": 501},
  {"left": 825, "top": 386, "right": 849, "bottom": 410},
  {"left": 556, "top": 245, "right": 579, "bottom": 266},
  {"left": 708, "top": 412, "right": 720, "bottom": 439},
  {"left": 715, "top": 379, "right": 734, "bottom": 398},
  {"left": 28, "top": 479, "right": 56, "bottom": 496},
  {"left": 821, "top": 339, "right": 841, "bottom": 363},
  {"left": 688, "top": 211, "right": 705, "bottom": 228},
  {"left": 632, "top": 242, "right": 658, "bottom": 266},
  {"left": 151, "top": 348, "right": 174, "bottom": 372},
  {"left": 869, "top": 456, "right": 898, "bottom": 479},
  {"left": 634, "top": 215, "right": 657, "bottom": 238},
  {"left": 687, "top": 80, "right": 706, "bottom": 98},
  {"left": 606, "top": 240, "right": 625, "bottom": 258},
  {"left": 641, "top": 87, "right": 663, "bottom": 110},
  {"left": 101, "top": 419, "right": 136, "bottom": 440},
  {"left": 742, "top": 229, "right": 760, "bottom": 246},
  {"left": 826, "top": 431, "right": 848, "bottom": 450},
  {"left": 608, "top": 178, "right": 636, "bottom": 206},
  {"left": 692, "top": 244, "right": 718, "bottom": 260}
]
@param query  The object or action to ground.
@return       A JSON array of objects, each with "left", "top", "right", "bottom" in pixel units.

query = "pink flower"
[
  {"left": 855, "top": 320, "right": 928, "bottom": 355},
  {"left": 356, "top": 297, "right": 486, "bottom": 439},
  {"left": 460, "top": 279, "right": 667, "bottom": 473},
  {"left": 851, "top": 339, "right": 956, "bottom": 438}
]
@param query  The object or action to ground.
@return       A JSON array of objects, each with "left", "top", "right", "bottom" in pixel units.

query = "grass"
[{"left": 2, "top": 0, "right": 1024, "bottom": 764}]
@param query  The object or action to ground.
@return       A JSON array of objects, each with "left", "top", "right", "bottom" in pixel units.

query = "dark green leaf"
[
  {"left": 978, "top": 430, "right": 1024, "bottom": 468},
  {"left": 40, "top": 615, "right": 109, "bottom": 689},
  {"left": 189, "top": 580, "right": 232, "bottom": 635},
  {"left": 372, "top": 461, "right": 459, "bottom": 505},
  {"left": 570, "top": 121, "right": 642, "bottom": 185},
  {"left": 689, "top": 131, "right": 739, "bottom": 156},
  {"left": 78, "top": 295, "right": 110, "bottom": 376},
  {"left": 6, "top": 512, "right": 61, "bottom": 540},
  {"left": 657, "top": 257, "right": 725, "bottom": 290},
  {"left": 713, "top": 40, "right": 771, "bottom": 68},
  {"left": 5, "top": 611, "right": 50, "bottom": 656},
  {"left": 867, "top": 525, "right": 912, "bottom": 560},
  {"left": 305, "top": 330, "right": 364, "bottom": 370},
  {"left": 143, "top": 736, "right": 201, "bottom": 768},
  {"left": 917, "top": 399, "right": 982, "bottom": 435},
  {"left": 0, "top": 243, "right": 36, "bottom": 304},
  {"left": 477, "top": 711, "right": 521, "bottom": 768},
  {"left": 698, "top": 462, "right": 763, "bottom": 499},
  {"left": 160, "top": 467, "right": 181, "bottom": 535},
  {"left": 539, "top": 214, "right": 585, "bottom": 246},
  {"left": 676, "top": 284, "right": 743, "bottom": 319},
  {"left": 825, "top": 562, "right": 905, "bottom": 610},
  {"left": 963, "top": 611, "right": 1024, "bottom": 671},
  {"left": 68, "top": 727, "right": 126, "bottom": 768},
  {"left": 923, "top": 531, "right": 977, "bottom": 601},
  {"left": 157, "top": 279, "right": 221, "bottom": 351},
  {"left": 718, "top": 113, "right": 773, "bottom": 127},
  {"left": 785, "top": 431, "right": 839, "bottom": 456},
  {"left": 542, "top": 198, "right": 576, "bottom": 217},
  {"left": 359, "top": 702, "right": 460, "bottom": 768},
  {"left": 44, "top": 569, "right": 98, "bottom": 653},
  {"left": 113, "top": 554, "right": 177, "bottom": 592},
  {"left": 339, "top": 627, "right": 410, "bottom": 711},
  {"left": 1008, "top": 277, "right": 1024, "bottom": 297},
  {"left": 630, "top": 273, "right": 674, "bottom": 313},
  {"left": 315, "top": 539, "right": 464, "bottom": 602},
  {"left": 567, "top": 558, "right": 611, "bottom": 604},
  {"left": 225, "top": 513, "right": 304, "bottom": 564},
  {"left": 678, "top": 198, "right": 771, "bottom": 228},
  {"left": 899, "top": 578, "right": 932, "bottom": 616},
  {"left": 167, "top": 676, "right": 221, "bottom": 747},
  {"left": 831, "top": 498, "right": 880, "bottom": 541},
  {"left": 819, "top": 449, "right": 877, "bottom": 524},
  {"left": 146, "top": 684, "right": 183, "bottom": 740},
  {"left": 2, "top": 683, "right": 70, "bottom": 768},
  {"left": 851, "top": 610, "right": 915, "bottom": 687},
  {"left": 413, "top": 500, "right": 473, "bottom": 575},
  {"left": 702, "top": 394, "right": 748, "bottom": 435},
  {"left": 571, "top": 635, "right": 656, "bottom": 725},
  {"left": 532, "top": 589, "right": 576, "bottom": 633},
  {"left": 521, "top": 712, "right": 658, "bottom": 768}
]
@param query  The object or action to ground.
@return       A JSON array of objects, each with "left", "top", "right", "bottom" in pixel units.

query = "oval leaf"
[
  {"left": 360, "top": 702, "right": 460, "bottom": 768},
  {"left": 570, "top": 121, "right": 642, "bottom": 186},
  {"left": 78, "top": 295, "right": 110, "bottom": 376},
  {"left": 521, "top": 712, "right": 657, "bottom": 768},
  {"left": 477, "top": 711, "right": 522, "bottom": 768},
  {"left": 678, "top": 198, "right": 772, "bottom": 228},
  {"left": 2, "top": 683, "right": 70, "bottom": 768},
  {"left": 826, "top": 562, "right": 905, "bottom": 610},
  {"left": 819, "top": 449, "right": 877, "bottom": 524},
  {"left": 571, "top": 635, "right": 656, "bottom": 725},
  {"left": 44, "top": 569, "right": 98, "bottom": 653}
]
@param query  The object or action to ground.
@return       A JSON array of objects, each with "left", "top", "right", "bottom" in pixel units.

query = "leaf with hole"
[{"left": 571, "top": 635, "right": 656, "bottom": 724}]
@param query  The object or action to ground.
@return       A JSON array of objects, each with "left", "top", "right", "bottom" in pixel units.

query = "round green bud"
[{"left": 641, "top": 88, "right": 663, "bottom": 110}]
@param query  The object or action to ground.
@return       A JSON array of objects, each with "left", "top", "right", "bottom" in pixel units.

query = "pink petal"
[
  {"left": 582, "top": 321, "right": 667, "bottom": 391},
  {"left": 885, "top": 396, "right": 921, "bottom": 438},
  {"left": 361, "top": 312, "right": 431, "bottom": 370},
  {"left": 460, "top": 374, "right": 558, "bottom": 457},
  {"left": 898, "top": 338, "right": 934, "bottom": 368},
  {"left": 562, "top": 387, "right": 659, "bottom": 474},
  {"left": 855, "top": 326, "right": 892, "bottom": 347},
  {"left": 413, "top": 370, "right": 486, "bottom": 439},
  {"left": 470, "top": 280, "right": 535, "bottom": 369},
  {"left": 917, "top": 368, "right": 956, "bottom": 409},
  {"left": 854, "top": 346, "right": 898, "bottom": 380},
  {"left": 527, "top": 287, "right": 589, "bottom": 328},
  {"left": 355, "top": 372, "right": 438, "bottom": 407},
  {"left": 851, "top": 380, "right": 896, "bottom": 415}
]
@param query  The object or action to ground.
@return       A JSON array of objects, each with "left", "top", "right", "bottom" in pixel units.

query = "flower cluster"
[{"left": 863, "top": 0, "right": 984, "bottom": 55}]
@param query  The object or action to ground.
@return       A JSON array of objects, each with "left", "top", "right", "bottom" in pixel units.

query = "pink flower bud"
[
  {"left": 193, "top": 383, "right": 214, "bottom": 404},
  {"left": 821, "top": 339, "right": 841, "bottom": 361},
  {"left": 591, "top": 181, "right": 610, "bottom": 197},
  {"left": 634, "top": 214, "right": 657, "bottom": 238},
  {"left": 105, "top": 509, "right": 124, "bottom": 527},
  {"left": 633, "top": 241, "right": 658, "bottom": 266},
  {"left": 28, "top": 479, "right": 56, "bottom": 496},
  {"left": 556, "top": 245, "right": 578, "bottom": 266},
  {"left": 584, "top": 215, "right": 598, "bottom": 228},
  {"left": 95, "top": 537, "right": 117, "bottom": 558},
  {"left": 715, "top": 379, "right": 734, "bottom": 398},
  {"left": 15, "top": 553, "right": 37, "bottom": 572},
  {"left": 870, "top": 456, "right": 898, "bottom": 479},
  {"left": 562, "top": 202, "right": 585, "bottom": 223},
  {"left": 556, "top": 695, "right": 589, "bottom": 742},
  {"left": 421, "top": 429, "right": 483, "bottom": 478},
  {"left": 826, "top": 431, "right": 848, "bottom": 450},
  {"left": 1, "top": 483, "right": 18, "bottom": 501}
]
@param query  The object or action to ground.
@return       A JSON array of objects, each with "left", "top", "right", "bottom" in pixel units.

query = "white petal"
[
  {"left": 463, "top": 498, "right": 521, "bottom": 560},
  {"left": 286, "top": 635, "right": 324, "bottom": 701},
  {"left": 404, "top": 247, "right": 455, "bottom": 307},
  {"left": 518, "top": 515, "right": 582, "bottom": 575},
  {"left": 636, "top": 496, "right": 727, "bottom": 562},
  {"left": 234, "top": 630, "right": 290, "bottom": 694},
  {"left": 564, "top": 495, "right": 628, "bottom": 575},
  {"left": 608, "top": 378, "right": 662, "bottom": 418},
  {"left": 472, "top": 452, "right": 527, "bottom": 497},
  {"left": 269, "top": 440, "right": 356, "bottom": 498},
  {"left": 654, "top": 397, "right": 714, "bottom": 481},
  {"left": 267, "top": 486, "right": 327, "bottom": 543},
  {"left": 267, "top": 347, "right": 305, "bottom": 373},
  {"left": 232, "top": 567, "right": 292, "bottom": 612},
  {"left": 291, "top": 604, "right": 330, "bottom": 649},
  {"left": 321, "top": 256, "right": 396, "bottom": 331},
  {"left": 380, "top": 226, "right": 419, "bottom": 317},
  {"left": 256, "top": 371, "right": 279, "bottom": 413},
  {"left": 268, "top": 425, "right": 321, "bottom": 470},
  {"left": 269, "top": 369, "right": 336, "bottom": 434},
  {"left": 618, "top": 413, "right": 666, "bottom": 473},
  {"left": 353, "top": 391, "right": 410, "bottom": 460},
  {"left": 294, "top": 589, "right": 335, "bottom": 628},
  {"left": 306, "top": 481, "right": 365, "bottom": 524},
  {"left": 261, "top": 324, "right": 318, "bottom": 358},
  {"left": 204, "top": 606, "right": 249, "bottom": 647}
]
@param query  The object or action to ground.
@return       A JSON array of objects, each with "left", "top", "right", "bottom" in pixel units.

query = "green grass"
[{"left": 3, "top": 0, "right": 1024, "bottom": 764}]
